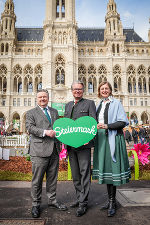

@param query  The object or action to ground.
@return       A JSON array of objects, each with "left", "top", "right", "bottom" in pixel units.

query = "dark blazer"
[
  {"left": 64, "top": 98, "right": 96, "bottom": 149},
  {"left": 26, "top": 106, "right": 60, "bottom": 157}
]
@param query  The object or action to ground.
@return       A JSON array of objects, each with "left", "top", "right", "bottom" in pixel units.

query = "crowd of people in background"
[{"left": 124, "top": 125, "right": 150, "bottom": 146}]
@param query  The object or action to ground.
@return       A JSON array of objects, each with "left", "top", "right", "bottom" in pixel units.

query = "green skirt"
[{"left": 92, "top": 129, "right": 131, "bottom": 186}]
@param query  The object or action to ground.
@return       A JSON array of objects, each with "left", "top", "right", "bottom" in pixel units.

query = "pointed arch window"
[
  {"left": 117, "top": 44, "right": 119, "bottom": 53},
  {"left": 6, "top": 43, "right": 9, "bottom": 53},
  {"left": 128, "top": 78, "right": 132, "bottom": 93},
  {"left": 138, "top": 78, "right": 142, "bottom": 93},
  {"left": 0, "top": 64, "right": 7, "bottom": 93},
  {"left": 13, "top": 64, "right": 22, "bottom": 93},
  {"left": 112, "top": 44, "right": 115, "bottom": 54},
  {"left": 35, "top": 64, "right": 42, "bottom": 92},
  {"left": 1, "top": 43, "right": 4, "bottom": 53},
  {"left": 18, "top": 82, "right": 22, "bottom": 93},
  {"left": 55, "top": 55, "right": 65, "bottom": 85},
  {"left": 88, "top": 76, "right": 97, "bottom": 94},
  {"left": 78, "top": 65, "right": 86, "bottom": 91},
  {"left": 56, "top": 0, "right": 65, "bottom": 19}
]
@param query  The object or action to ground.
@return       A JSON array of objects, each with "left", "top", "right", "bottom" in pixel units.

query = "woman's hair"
[{"left": 98, "top": 81, "right": 113, "bottom": 98}]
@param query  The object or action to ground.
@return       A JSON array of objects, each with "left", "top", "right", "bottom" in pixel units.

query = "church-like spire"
[
  {"left": 44, "top": 0, "right": 75, "bottom": 24},
  {"left": 105, "top": 0, "right": 123, "bottom": 36},
  {"left": 1, "top": 0, "right": 16, "bottom": 37}
]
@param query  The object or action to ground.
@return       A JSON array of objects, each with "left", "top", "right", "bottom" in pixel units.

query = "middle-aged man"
[
  {"left": 64, "top": 80, "right": 96, "bottom": 217},
  {"left": 26, "top": 89, "right": 67, "bottom": 218}
]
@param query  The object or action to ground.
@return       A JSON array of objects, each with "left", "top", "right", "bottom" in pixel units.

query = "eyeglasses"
[{"left": 72, "top": 88, "right": 83, "bottom": 91}]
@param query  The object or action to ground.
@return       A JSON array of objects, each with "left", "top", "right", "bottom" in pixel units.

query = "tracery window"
[
  {"left": 127, "top": 65, "right": 136, "bottom": 93},
  {"left": 78, "top": 64, "right": 86, "bottom": 76},
  {"left": 13, "top": 64, "right": 22, "bottom": 75},
  {"left": 1, "top": 43, "right": 4, "bottom": 53},
  {"left": 98, "top": 65, "right": 107, "bottom": 84},
  {"left": 24, "top": 64, "right": 33, "bottom": 93},
  {"left": 13, "top": 65, "right": 23, "bottom": 93},
  {"left": 78, "top": 65, "right": 86, "bottom": 91},
  {"left": 137, "top": 65, "right": 146, "bottom": 76},
  {"left": 113, "top": 65, "right": 121, "bottom": 92},
  {"left": 88, "top": 76, "right": 97, "bottom": 94},
  {"left": 88, "top": 65, "right": 96, "bottom": 75},
  {"left": 55, "top": 55, "right": 65, "bottom": 85},
  {"left": 0, "top": 64, "right": 7, "bottom": 93},
  {"left": 35, "top": 65, "right": 42, "bottom": 92},
  {"left": 127, "top": 65, "right": 136, "bottom": 76},
  {"left": 114, "top": 76, "right": 121, "bottom": 93},
  {"left": 113, "top": 65, "right": 121, "bottom": 75}
]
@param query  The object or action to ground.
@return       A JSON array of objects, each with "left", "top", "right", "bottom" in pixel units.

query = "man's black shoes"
[
  {"left": 32, "top": 206, "right": 40, "bottom": 218},
  {"left": 76, "top": 205, "right": 87, "bottom": 217},
  {"left": 48, "top": 202, "right": 68, "bottom": 211}
]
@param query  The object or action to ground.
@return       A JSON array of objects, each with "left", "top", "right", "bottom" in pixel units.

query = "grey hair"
[
  {"left": 37, "top": 89, "right": 49, "bottom": 98},
  {"left": 71, "top": 80, "right": 84, "bottom": 91}
]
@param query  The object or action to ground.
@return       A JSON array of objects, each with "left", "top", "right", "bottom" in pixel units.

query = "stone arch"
[
  {"left": 141, "top": 112, "right": 148, "bottom": 124},
  {"left": 130, "top": 112, "right": 138, "bottom": 125},
  {"left": 11, "top": 112, "right": 21, "bottom": 132}
]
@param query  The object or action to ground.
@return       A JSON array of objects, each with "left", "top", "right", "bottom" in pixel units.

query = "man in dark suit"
[
  {"left": 26, "top": 89, "right": 67, "bottom": 218},
  {"left": 64, "top": 81, "right": 96, "bottom": 217}
]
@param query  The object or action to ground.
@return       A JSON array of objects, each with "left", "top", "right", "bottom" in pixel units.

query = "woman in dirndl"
[{"left": 92, "top": 81, "right": 131, "bottom": 217}]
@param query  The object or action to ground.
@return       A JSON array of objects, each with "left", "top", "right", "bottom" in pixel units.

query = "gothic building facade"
[{"left": 0, "top": 0, "right": 150, "bottom": 133}]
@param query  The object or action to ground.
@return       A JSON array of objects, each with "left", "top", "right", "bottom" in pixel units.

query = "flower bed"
[{"left": 0, "top": 156, "right": 68, "bottom": 174}]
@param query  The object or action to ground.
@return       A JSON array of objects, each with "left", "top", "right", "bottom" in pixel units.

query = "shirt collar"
[{"left": 38, "top": 105, "right": 48, "bottom": 111}]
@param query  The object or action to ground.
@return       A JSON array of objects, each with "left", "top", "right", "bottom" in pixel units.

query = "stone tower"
[
  {"left": 104, "top": 0, "right": 126, "bottom": 55},
  {"left": 43, "top": 0, "right": 78, "bottom": 104},
  {"left": 0, "top": 0, "right": 16, "bottom": 125}
]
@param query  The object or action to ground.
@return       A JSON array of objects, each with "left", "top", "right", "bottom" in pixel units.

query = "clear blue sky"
[{"left": 0, "top": 0, "right": 149, "bottom": 41}]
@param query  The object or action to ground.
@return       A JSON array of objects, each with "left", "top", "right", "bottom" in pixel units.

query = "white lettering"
[{"left": 54, "top": 125, "right": 97, "bottom": 137}]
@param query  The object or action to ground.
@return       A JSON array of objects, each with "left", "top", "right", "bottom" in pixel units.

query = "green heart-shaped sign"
[{"left": 53, "top": 116, "right": 97, "bottom": 148}]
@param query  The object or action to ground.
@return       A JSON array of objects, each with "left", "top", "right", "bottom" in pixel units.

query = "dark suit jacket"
[
  {"left": 26, "top": 106, "right": 60, "bottom": 157},
  {"left": 64, "top": 98, "right": 96, "bottom": 149}
]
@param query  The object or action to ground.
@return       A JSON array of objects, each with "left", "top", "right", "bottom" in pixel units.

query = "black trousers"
[{"left": 68, "top": 147, "right": 91, "bottom": 206}]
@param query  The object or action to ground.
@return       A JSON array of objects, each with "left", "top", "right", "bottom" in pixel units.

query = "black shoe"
[
  {"left": 48, "top": 202, "right": 68, "bottom": 211},
  {"left": 70, "top": 201, "right": 79, "bottom": 208},
  {"left": 107, "top": 200, "right": 116, "bottom": 217},
  {"left": 32, "top": 206, "right": 40, "bottom": 218},
  {"left": 76, "top": 205, "right": 87, "bottom": 217}
]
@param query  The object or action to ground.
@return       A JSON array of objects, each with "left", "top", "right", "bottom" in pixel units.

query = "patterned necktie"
[{"left": 43, "top": 108, "right": 51, "bottom": 125}]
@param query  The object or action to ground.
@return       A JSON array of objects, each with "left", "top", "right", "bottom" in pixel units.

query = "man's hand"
[{"left": 45, "top": 130, "right": 56, "bottom": 138}]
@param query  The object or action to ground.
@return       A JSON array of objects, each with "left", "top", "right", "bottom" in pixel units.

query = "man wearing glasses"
[{"left": 64, "top": 80, "right": 96, "bottom": 217}]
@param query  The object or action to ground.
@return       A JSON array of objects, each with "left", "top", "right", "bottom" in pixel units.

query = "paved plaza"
[{"left": 0, "top": 180, "right": 150, "bottom": 225}]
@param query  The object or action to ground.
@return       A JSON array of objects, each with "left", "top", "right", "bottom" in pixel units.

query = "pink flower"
[
  {"left": 59, "top": 144, "right": 67, "bottom": 160},
  {"left": 131, "top": 143, "right": 150, "bottom": 165}
]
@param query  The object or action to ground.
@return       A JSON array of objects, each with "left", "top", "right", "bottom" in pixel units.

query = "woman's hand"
[{"left": 97, "top": 123, "right": 108, "bottom": 130}]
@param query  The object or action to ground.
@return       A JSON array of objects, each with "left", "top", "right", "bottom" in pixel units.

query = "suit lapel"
[{"left": 36, "top": 106, "right": 51, "bottom": 126}]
